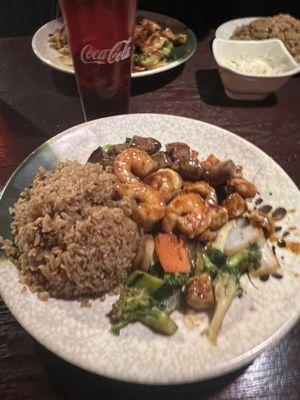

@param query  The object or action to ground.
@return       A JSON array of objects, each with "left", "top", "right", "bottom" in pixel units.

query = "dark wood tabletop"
[{"left": 0, "top": 31, "right": 300, "bottom": 400}]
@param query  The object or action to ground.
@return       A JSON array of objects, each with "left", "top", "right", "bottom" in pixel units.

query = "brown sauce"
[
  {"left": 272, "top": 207, "right": 287, "bottom": 221},
  {"left": 260, "top": 275, "right": 270, "bottom": 282},
  {"left": 259, "top": 205, "right": 273, "bottom": 214},
  {"left": 277, "top": 238, "right": 286, "bottom": 248},
  {"left": 285, "top": 240, "right": 300, "bottom": 255},
  {"left": 272, "top": 273, "right": 283, "bottom": 280},
  {"left": 272, "top": 236, "right": 300, "bottom": 254}
]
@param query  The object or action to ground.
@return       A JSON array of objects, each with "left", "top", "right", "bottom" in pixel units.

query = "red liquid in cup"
[{"left": 59, "top": 0, "right": 137, "bottom": 121}]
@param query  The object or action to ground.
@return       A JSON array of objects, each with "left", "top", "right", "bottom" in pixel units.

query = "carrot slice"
[{"left": 154, "top": 233, "right": 191, "bottom": 274}]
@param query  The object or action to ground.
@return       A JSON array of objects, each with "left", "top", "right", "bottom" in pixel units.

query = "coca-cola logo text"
[{"left": 80, "top": 38, "right": 132, "bottom": 65}]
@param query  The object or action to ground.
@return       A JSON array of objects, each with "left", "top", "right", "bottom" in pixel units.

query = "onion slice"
[{"left": 134, "top": 234, "right": 155, "bottom": 272}]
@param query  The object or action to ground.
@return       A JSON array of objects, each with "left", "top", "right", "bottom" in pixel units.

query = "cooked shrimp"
[
  {"left": 144, "top": 168, "right": 182, "bottom": 202},
  {"left": 114, "top": 148, "right": 157, "bottom": 184},
  {"left": 162, "top": 193, "right": 212, "bottom": 239},
  {"left": 226, "top": 177, "right": 256, "bottom": 198},
  {"left": 183, "top": 181, "right": 218, "bottom": 207},
  {"left": 116, "top": 183, "right": 165, "bottom": 231},
  {"left": 210, "top": 206, "right": 229, "bottom": 230},
  {"left": 222, "top": 193, "right": 246, "bottom": 219}
]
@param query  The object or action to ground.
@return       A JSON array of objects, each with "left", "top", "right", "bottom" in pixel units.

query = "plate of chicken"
[{"left": 32, "top": 11, "right": 197, "bottom": 77}]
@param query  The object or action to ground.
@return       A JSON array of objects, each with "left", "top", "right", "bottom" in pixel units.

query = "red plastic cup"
[{"left": 59, "top": 0, "right": 137, "bottom": 121}]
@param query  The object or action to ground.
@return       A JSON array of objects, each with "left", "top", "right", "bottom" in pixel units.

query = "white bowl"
[{"left": 212, "top": 38, "right": 300, "bottom": 100}]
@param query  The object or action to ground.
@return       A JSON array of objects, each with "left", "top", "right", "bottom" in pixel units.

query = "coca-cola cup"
[{"left": 59, "top": 0, "right": 137, "bottom": 121}]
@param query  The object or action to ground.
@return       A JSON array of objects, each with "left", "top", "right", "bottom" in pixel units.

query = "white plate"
[
  {"left": 0, "top": 114, "right": 300, "bottom": 384},
  {"left": 215, "top": 17, "right": 261, "bottom": 40},
  {"left": 31, "top": 11, "right": 197, "bottom": 78}
]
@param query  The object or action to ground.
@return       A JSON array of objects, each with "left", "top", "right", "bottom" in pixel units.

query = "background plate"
[
  {"left": 215, "top": 17, "right": 261, "bottom": 39},
  {"left": 31, "top": 11, "right": 197, "bottom": 78},
  {"left": 0, "top": 114, "right": 299, "bottom": 384}
]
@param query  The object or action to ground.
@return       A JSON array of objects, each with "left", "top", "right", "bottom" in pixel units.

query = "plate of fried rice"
[{"left": 0, "top": 114, "right": 299, "bottom": 384}]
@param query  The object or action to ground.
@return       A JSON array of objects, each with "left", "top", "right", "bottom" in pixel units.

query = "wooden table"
[{"left": 0, "top": 32, "right": 300, "bottom": 400}]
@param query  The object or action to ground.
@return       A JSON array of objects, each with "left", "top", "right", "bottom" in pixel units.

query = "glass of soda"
[{"left": 59, "top": 0, "right": 137, "bottom": 121}]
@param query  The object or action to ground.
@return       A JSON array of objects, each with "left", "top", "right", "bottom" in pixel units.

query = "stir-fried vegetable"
[
  {"left": 163, "top": 273, "right": 189, "bottom": 288},
  {"left": 207, "top": 245, "right": 261, "bottom": 344},
  {"left": 250, "top": 228, "right": 280, "bottom": 277},
  {"left": 109, "top": 287, "right": 178, "bottom": 335},
  {"left": 207, "top": 248, "right": 227, "bottom": 266},
  {"left": 195, "top": 244, "right": 205, "bottom": 274},
  {"left": 154, "top": 233, "right": 191, "bottom": 273},
  {"left": 109, "top": 269, "right": 186, "bottom": 334},
  {"left": 97, "top": 134, "right": 283, "bottom": 344},
  {"left": 133, "top": 234, "right": 155, "bottom": 272},
  {"left": 203, "top": 253, "right": 219, "bottom": 278},
  {"left": 126, "top": 270, "right": 165, "bottom": 295},
  {"left": 206, "top": 273, "right": 237, "bottom": 345},
  {"left": 149, "top": 262, "right": 189, "bottom": 290},
  {"left": 225, "top": 244, "right": 261, "bottom": 274},
  {"left": 211, "top": 220, "right": 236, "bottom": 252}
]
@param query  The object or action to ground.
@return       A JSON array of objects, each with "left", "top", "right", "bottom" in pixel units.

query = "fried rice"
[
  {"left": 231, "top": 14, "right": 300, "bottom": 63},
  {"left": 0, "top": 161, "right": 141, "bottom": 300}
]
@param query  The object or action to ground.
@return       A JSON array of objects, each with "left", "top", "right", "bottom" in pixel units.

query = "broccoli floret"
[
  {"left": 225, "top": 246, "right": 261, "bottom": 274},
  {"left": 163, "top": 273, "right": 189, "bottom": 288},
  {"left": 203, "top": 253, "right": 219, "bottom": 278},
  {"left": 159, "top": 41, "right": 174, "bottom": 59},
  {"left": 207, "top": 248, "right": 227, "bottom": 266},
  {"left": 206, "top": 272, "right": 237, "bottom": 345},
  {"left": 109, "top": 287, "right": 178, "bottom": 335},
  {"left": 149, "top": 262, "right": 164, "bottom": 278},
  {"left": 149, "top": 264, "right": 189, "bottom": 289}
]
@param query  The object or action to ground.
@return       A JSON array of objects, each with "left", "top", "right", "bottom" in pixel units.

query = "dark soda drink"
[{"left": 59, "top": 0, "right": 137, "bottom": 121}]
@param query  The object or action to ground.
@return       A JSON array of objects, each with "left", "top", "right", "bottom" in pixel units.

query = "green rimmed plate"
[
  {"left": 0, "top": 114, "right": 299, "bottom": 384},
  {"left": 31, "top": 11, "right": 197, "bottom": 78}
]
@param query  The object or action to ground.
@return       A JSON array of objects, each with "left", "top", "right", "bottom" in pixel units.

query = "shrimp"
[
  {"left": 113, "top": 148, "right": 157, "bottom": 184},
  {"left": 183, "top": 181, "right": 218, "bottom": 207},
  {"left": 116, "top": 183, "right": 165, "bottom": 231},
  {"left": 162, "top": 193, "right": 212, "bottom": 239},
  {"left": 222, "top": 193, "right": 246, "bottom": 219},
  {"left": 226, "top": 177, "right": 256, "bottom": 198},
  {"left": 144, "top": 168, "right": 182, "bottom": 203}
]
